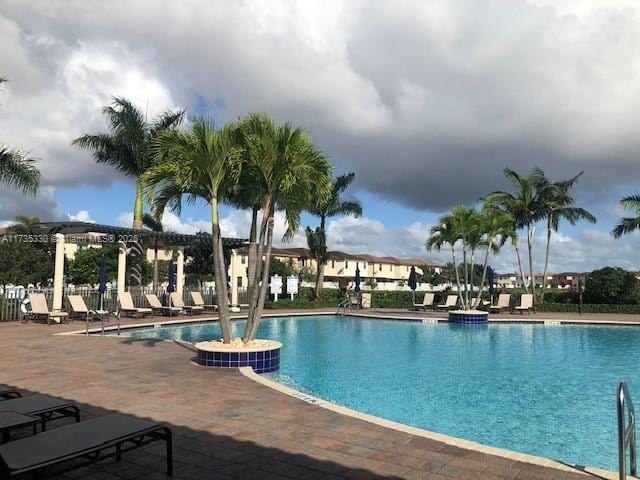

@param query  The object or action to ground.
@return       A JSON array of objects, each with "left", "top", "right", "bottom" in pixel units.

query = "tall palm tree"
[
  {"left": 0, "top": 78, "right": 40, "bottom": 194},
  {"left": 484, "top": 168, "right": 545, "bottom": 302},
  {"left": 144, "top": 119, "right": 244, "bottom": 343},
  {"left": 308, "top": 173, "right": 362, "bottom": 298},
  {"left": 612, "top": 194, "right": 640, "bottom": 238},
  {"left": 426, "top": 214, "right": 464, "bottom": 306},
  {"left": 532, "top": 168, "right": 596, "bottom": 300},
  {"left": 242, "top": 114, "right": 332, "bottom": 342},
  {"left": 72, "top": 97, "right": 184, "bottom": 229}
]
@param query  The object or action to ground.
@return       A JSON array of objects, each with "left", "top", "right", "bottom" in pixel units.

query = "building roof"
[
  {"left": 23, "top": 221, "right": 248, "bottom": 248},
  {"left": 235, "top": 246, "right": 444, "bottom": 268}
]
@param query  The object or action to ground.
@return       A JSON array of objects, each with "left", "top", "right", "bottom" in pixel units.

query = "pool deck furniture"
[
  {"left": 516, "top": 294, "right": 534, "bottom": 314},
  {"left": 170, "top": 292, "right": 204, "bottom": 315},
  {"left": 0, "top": 395, "right": 80, "bottom": 431},
  {"left": 24, "top": 293, "right": 69, "bottom": 325},
  {"left": 118, "top": 292, "right": 153, "bottom": 318},
  {"left": 145, "top": 294, "right": 182, "bottom": 316},
  {"left": 0, "top": 412, "right": 39, "bottom": 443},
  {"left": 437, "top": 294, "right": 458, "bottom": 311},
  {"left": 0, "top": 413, "right": 173, "bottom": 478},
  {"left": 413, "top": 292, "right": 435, "bottom": 311},
  {"left": 67, "top": 295, "right": 109, "bottom": 322},
  {"left": 190, "top": 291, "right": 217, "bottom": 312},
  {"left": 490, "top": 294, "right": 512, "bottom": 313},
  {"left": 0, "top": 392, "right": 20, "bottom": 401}
]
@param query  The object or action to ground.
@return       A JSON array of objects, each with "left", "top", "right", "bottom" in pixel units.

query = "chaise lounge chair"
[
  {"left": 515, "top": 293, "right": 533, "bottom": 314},
  {"left": 67, "top": 295, "right": 108, "bottom": 322},
  {"left": 145, "top": 294, "right": 182, "bottom": 316},
  {"left": 0, "top": 394, "right": 80, "bottom": 431},
  {"left": 190, "top": 291, "right": 217, "bottom": 312},
  {"left": 489, "top": 294, "right": 511, "bottom": 313},
  {"left": 0, "top": 413, "right": 173, "bottom": 478},
  {"left": 25, "top": 293, "right": 69, "bottom": 325},
  {"left": 170, "top": 292, "right": 204, "bottom": 315},
  {"left": 0, "top": 391, "right": 20, "bottom": 401},
  {"left": 413, "top": 292, "right": 435, "bottom": 311},
  {"left": 118, "top": 292, "right": 153, "bottom": 318},
  {"left": 437, "top": 295, "right": 458, "bottom": 311}
]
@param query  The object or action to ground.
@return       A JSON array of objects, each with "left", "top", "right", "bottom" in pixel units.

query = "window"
[
  {"left": 379, "top": 264, "right": 382, "bottom": 272},
  {"left": 331, "top": 260, "right": 335, "bottom": 268},
  {"left": 389, "top": 265, "right": 393, "bottom": 272},
  {"left": 363, "top": 262, "right": 367, "bottom": 268},
  {"left": 237, "top": 276, "right": 243, "bottom": 287},
  {"left": 345, "top": 261, "right": 349, "bottom": 269},
  {"left": 240, "top": 255, "right": 246, "bottom": 264}
]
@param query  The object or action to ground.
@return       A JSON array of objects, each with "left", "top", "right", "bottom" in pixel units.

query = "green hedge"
[{"left": 536, "top": 303, "right": 640, "bottom": 314}]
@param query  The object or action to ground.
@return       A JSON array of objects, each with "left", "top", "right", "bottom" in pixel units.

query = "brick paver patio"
[{"left": 0, "top": 312, "right": 616, "bottom": 479}]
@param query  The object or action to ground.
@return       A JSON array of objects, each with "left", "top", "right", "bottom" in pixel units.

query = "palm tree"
[
  {"left": 0, "top": 78, "right": 40, "bottom": 194},
  {"left": 532, "top": 168, "right": 596, "bottom": 300},
  {"left": 484, "top": 168, "right": 545, "bottom": 302},
  {"left": 242, "top": 114, "right": 332, "bottom": 343},
  {"left": 72, "top": 97, "right": 184, "bottom": 229},
  {"left": 426, "top": 214, "right": 464, "bottom": 306},
  {"left": 308, "top": 173, "right": 362, "bottom": 298},
  {"left": 612, "top": 194, "right": 640, "bottom": 238},
  {"left": 144, "top": 119, "right": 244, "bottom": 343},
  {"left": 472, "top": 210, "right": 514, "bottom": 309}
]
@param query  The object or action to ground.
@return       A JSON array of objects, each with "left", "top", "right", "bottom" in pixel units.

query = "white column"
[
  {"left": 230, "top": 249, "right": 238, "bottom": 307},
  {"left": 176, "top": 247, "right": 185, "bottom": 298},
  {"left": 52, "top": 233, "right": 65, "bottom": 311},
  {"left": 117, "top": 241, "right": 127, "bottom": 298}
]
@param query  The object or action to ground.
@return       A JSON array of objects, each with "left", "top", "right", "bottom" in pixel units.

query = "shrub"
[{"left": 584, "top": 267, "right": 640, "bottom": 305}]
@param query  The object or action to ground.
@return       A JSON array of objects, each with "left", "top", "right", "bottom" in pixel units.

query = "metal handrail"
[
  {"left": 618, "top": 381, "right": 637, "bottom": 480},
  {"left": 336, "top": 298, "right": 350, "bottom": 315}
]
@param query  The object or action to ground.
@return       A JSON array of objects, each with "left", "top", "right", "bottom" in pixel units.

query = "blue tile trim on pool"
[
  {"left": 196, "top": 347, "right": 281, "bottom": 373},
  {"left": 448, "top": 312, "right": 489, "bottom": 323}
]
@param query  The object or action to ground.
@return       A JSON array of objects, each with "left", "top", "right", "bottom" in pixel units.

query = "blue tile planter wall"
[
  {"left": 194, "top": 340, "right": 282, "bottom": 374},
  {"left": 448, "top": 310, "right": 489, "bottom": 324}
]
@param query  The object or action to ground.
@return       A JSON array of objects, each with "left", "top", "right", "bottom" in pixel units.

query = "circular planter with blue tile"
[
  {"left": 448, "top": 310, "right": 489, "bottom": 324},
  {"left": 194, "top": 340, "right": 282, "bottom": 374}
]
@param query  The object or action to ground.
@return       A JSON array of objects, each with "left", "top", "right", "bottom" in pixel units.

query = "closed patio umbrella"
[
  {"left": 408, "top": 266, "right": 418, "bottom": 305},
  {"left": 354, "top": 264, "right": 361, "bottom": 293},
  {"left": 488, "top": 267, "right": 495, "bottom": 304},
  {"left": 167, "top": 262, "right": 176, "bottom": 293}
]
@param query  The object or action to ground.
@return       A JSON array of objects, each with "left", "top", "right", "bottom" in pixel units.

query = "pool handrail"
[{"left": 618, "top": 380, "right": 637, "bottom": 480}]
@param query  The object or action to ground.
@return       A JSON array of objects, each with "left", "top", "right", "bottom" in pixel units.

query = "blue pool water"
[{"left": 117, "top": 315, "right": 640, "bottom": 470}]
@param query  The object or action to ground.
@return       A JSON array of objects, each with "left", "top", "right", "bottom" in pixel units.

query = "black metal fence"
[{"left": 0, "top": 286, "right": 249, "bottom": 322}]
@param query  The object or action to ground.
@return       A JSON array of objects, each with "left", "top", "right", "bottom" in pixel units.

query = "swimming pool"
[{"left": 117, "top": 314, "right": 639, "bottom": 470}]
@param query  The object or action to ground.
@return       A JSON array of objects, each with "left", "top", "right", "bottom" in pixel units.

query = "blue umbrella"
[
  {"left": 354, "top": 264, "right": 361, "bottom": 293},
  {"left": 98, "top": 256, "right": 107, "bottom": 294},
  {"left": 408, "top": 266, "right": 418, "bottom": 306},
  {"left": 167, "top": 262, "right": 176, "bottom": 293},
  {"left": 488, "top": 267, "right": 495, "bottom": 294}
]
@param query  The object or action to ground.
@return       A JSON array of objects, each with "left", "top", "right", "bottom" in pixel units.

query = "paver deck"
[{"left": 0, "top": 311, "right": 621, "bottom": 479}]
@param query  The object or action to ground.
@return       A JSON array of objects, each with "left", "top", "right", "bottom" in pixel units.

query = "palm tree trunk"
[
  {"left": 152, "top": 238, "right": 159, "bottom": 293},
  {"left": 470, "top": 248, "right": 475, "bottom": 305},
  {"left": 473, "top": 243, "right": 493, "bottom": 310},
  {"left": 132, "top": 179, "right": 144, "bottom": 230},
  {"left": 245, "top": 199, "right": 271, "bottom": 340},
  {"left": 462, "top": 245, "right": 469, "bottom": 310},
  {"left": 541, "top": 217, "right": 552, "bottom": 302},
  {"left": 246, "top": 216, "right": 275, "bottom": 342},
  {"left": 451, "top": 247, "right": 464, "bottom": 306},
  {"left": 514, "top": 243, "right": 528, "bottom": 293},
  {"left": 247, "top": 206, "right": 259, "bottom": 291},
  {"left": 211, "top": 197, "right": 232, "bottom": 343},
  {"left": 314, "top": 216, "right": 326, "bottom": 299},
  {"left": 527, "top": 224, "right": 536, "bottom": 306}
]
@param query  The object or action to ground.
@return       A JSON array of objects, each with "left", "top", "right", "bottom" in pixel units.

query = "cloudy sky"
[{"left": 2, "top": 0, "right": 640, "bottom": 273}]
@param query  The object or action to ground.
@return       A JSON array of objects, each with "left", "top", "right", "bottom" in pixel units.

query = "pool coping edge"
[{"left": 239, "top": 366, "right": 618, "bottom": 480}]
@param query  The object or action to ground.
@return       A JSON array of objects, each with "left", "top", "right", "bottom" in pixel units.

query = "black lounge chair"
[
  {"left": 0, "top": 395, "right": 79, "bottom": 431},
  {"left": 0, "top": 413, "right": 173, "bottom": 478},
  {"left": 0, "top": 391, "right": 20, "bottom": 401}
]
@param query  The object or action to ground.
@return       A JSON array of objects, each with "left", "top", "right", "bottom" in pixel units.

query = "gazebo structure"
[{"left": 30, "top": 221, "right": 248, "bottom": 312}]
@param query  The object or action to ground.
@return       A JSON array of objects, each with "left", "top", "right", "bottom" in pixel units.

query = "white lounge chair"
[
  {"left": 489, "top": 294, "right": 511, "bottom": 313},
  {"left": 190, "top": 291, "right": 217, "bottom": 312},
  {"left": 515, "top": 294, "right": 533, "bottom": 314},
  {"left": 437, "top": 295, "right": 458, "bottom": 311},
  {"left": 413, "top": 292, "right": 435, "bottom": 311},
  {"left": 68, "top": 295, "right": 108, "bottom": 322},
  {"left": 145, "top": 294, "right": 182, "bottom": 316},
  {"left": 118, "top": 292, "right": 152, "bottom": 318},
  {"left": 170, "top": 292, "right": 204, "bottom": 315},
  {"left": 26, "top": 293, "right": 69, "bottom": 325}
]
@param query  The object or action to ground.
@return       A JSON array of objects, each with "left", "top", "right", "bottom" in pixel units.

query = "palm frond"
[
  {"left": 0, "top": 146, "right": 40, "bottom": 195},
  {"left": 612, "top": 217, "right": 640, "bottom": 238}
]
